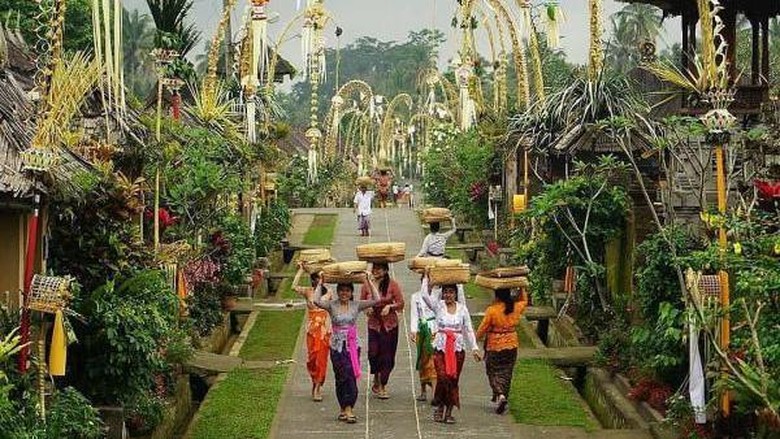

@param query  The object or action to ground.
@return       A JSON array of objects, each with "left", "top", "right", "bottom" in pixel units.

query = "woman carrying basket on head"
[
  {"left": 476, "top": 288, "right": 528, "bottom": 414},
  {"left": 312, "top": 272, "right": 381, "bottom": 424},
  {"left": 417, "top": 215, "right": 456, "bottom": 258},
  {"left": 291, "top": 263, "right": 332, "bottom": 402},
  {"left": 420, "top": 272, "right": 481, "bottom": 424},
  {"left": 360, "top": 262, "right": 404, "bottom": 399}
]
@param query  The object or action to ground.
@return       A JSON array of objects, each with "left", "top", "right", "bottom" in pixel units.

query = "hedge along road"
[{"left": 270, "top": 207, "right": 516, "bottom": 439}]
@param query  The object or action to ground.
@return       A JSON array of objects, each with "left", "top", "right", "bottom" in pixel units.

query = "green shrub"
[
  {"left": 213, "top": 213, "right": 256, "bottom": 286},
  {"left": 255, "top": 201, "right": 292, "bottom": 257},
  {"left": 422, "top": 126, "right": 500, "bottom": 228},
  {"left": 73, "top": 270, "right": 179, "bottom": 404}
]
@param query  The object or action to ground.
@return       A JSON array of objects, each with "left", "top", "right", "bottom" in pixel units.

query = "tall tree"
[
  {"left": 606, "top": 4, "right": 663, "bottom": 73},
  {"left": 123, "top": 8, "right": 155, "bottom": 97},
  {"left": 281, "top": 29, "right": 446, "bottom": 127},
  {"left": 145, "top": 0, "right": 200, "bottom": 55}
]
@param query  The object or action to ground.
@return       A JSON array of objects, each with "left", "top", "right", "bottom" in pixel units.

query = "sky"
[{"left": 126, "top": 0, "right": 681, "bottom": 79}]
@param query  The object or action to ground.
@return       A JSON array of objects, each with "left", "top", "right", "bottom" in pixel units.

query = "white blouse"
[
  {"left": 420, "top": 279, "right": 478, "bottom": 353},
  {"left": 410, "top": 292, "right": 437, "bottom": 333}
]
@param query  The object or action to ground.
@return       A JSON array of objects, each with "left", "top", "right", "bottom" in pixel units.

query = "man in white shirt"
[{"left": 353, "top": 185, "right": 374, "bottom": 237}]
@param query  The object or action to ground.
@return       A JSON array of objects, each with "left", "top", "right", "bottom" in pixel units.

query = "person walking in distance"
[
  {"left": 417, "top": 215, "right": 457, "bottom": 258},
  {"left": 353, "top": 185, "right": 374, "bottom": 237}
]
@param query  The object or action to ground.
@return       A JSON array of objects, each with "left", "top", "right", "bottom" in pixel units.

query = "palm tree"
[
  {"left": 606, "top": 4, "right": 663, "bottom": 73},
  {"left": 123, "top": 8, "right": 155, "bottom": 96},
  {"left": 145, "top": 0, "right": 201, "bottom": 55}
]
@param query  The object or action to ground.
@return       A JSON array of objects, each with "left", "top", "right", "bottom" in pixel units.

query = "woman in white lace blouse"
[{"left": 420, "top": 273, "right": 482, "bottom": 424}]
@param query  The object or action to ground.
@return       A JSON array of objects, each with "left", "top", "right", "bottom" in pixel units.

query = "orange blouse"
[{"left": 476, "top": 297, "right": 528, "bottom": 352}]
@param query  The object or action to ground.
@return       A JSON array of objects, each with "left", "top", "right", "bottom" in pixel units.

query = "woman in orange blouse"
[
  {"left": 293, "top": 263, "right": 333, "bottom": 402},
  {"left": 475, "top": 288, "right": 528, "bottom": 414}
]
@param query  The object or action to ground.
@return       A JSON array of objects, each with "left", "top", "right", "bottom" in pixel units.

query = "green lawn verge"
[
  {"left": 302, "top": 214, "right": 337, "bottom": 246},
  {"left": 509, "top": 359, "right": 598, "bottom": 431},
  {"left": 189, "top": 368, "right": 286, "bottom": 439},
  {"left": 464, "top": 280, "right": 493, "bottom": 301},
  {"left": 189, "top": 309, "right": 305, "bottom": 439},
  {"left": 239, "top": 310, "right": 305, "bottom": 361}
]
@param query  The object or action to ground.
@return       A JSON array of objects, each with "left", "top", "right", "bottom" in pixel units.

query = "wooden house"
[{"left": 620, "top": 0, "right": 779, "bottom": 115}]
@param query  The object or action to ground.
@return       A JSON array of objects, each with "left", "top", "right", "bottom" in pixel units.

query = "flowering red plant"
[
  {"left": 144, "top": 207, "right": 178, "bottom": 229},
  {"left": 210, "top": 231, "right": 231, "bottom": 254},
  {"left": 486, "top": 240, "right": 500, "bottom": 256},
  {"left": 469, "top": 181, "right": 486, "bottom": 201},
  {"left": 184, "top": 257, "right": 221, "bottom": 287},
  {"left": 628, "top": 377, "right": 672, "bottom": 414},
  {"left": 754, "top": 179, "right": 780, "bottom": 199}
]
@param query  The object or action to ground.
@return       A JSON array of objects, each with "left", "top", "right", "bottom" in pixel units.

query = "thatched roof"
[
  {"left": 0, "top": 26, "right": 94, "bottom": 201},
  {"left": 551, "top": 123, "right": 654, "bottom": 156},
  {"left": 0, "top": 69, "right": 38, "bottom": 197}
]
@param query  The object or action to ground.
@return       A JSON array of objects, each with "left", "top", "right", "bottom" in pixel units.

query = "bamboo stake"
[{"left": 715, "top": 144, "right": 731, "bottom": 415}]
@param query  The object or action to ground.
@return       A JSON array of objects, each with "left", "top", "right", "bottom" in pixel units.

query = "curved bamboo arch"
[
  {"left": 322, "top": 79, "right": 374, "bottom": 156},
  {"left": 483, "top": 0, "right": 529, "bottom": 111},
  {"left": 378, "top": 93, "right": 413, "bottom": 163},
  {"left": 264, "top": 8, "right": 338, "bottom": 92}
]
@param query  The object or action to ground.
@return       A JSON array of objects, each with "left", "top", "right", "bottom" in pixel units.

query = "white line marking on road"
[{"left": 383, "top": 209, "right": 423, "bottom": 439}]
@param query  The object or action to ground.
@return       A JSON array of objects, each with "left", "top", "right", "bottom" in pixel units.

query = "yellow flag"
[{"left": 49, "top": 310, "right": 67, "bottom": 376}]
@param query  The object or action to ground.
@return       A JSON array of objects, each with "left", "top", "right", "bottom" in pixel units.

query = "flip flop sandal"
[
  {"left": 312, "top": 395, "right": 323, "bottom": 402},
  {"left": 378, "top": 391, "right": 390, "bottom": 400},
  {"left": 444, "top": 416, "right": 456, "bottom": 424},
  {"left": 346, "top": 415, "right": 357, "bottom": 424},
  {"left": 338, "top": 413, "right": 348, "bottom": 421},
  {"left": 415, "top": 393, "right": 427, "bottom": 402}
]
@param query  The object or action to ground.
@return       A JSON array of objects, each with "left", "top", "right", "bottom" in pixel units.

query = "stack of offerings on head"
[
  {"left": 474, "top": 266, "right": 531, "bottom": 290},
  {"left": 355, "top": 242, "right": 406, "bottom": 263},
  {"left": 355, "top": 175, "right": 375, "bottom": 187},
  {"left": 298, "top": 248, "right": 336, "bottom": 274},
  {"left": 422, "top": 207, "right": 451, "bottom": 224},
  {"left": 408, "top": 257, "right": 470, "bottom": 285},
  {"left": 322, "top": 261, "right": 368, "bottom": 284}
]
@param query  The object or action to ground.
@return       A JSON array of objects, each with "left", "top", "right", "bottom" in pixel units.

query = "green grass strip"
[
  {"left": 509, "top": 359, "right": 598, "bottom": 431},
  {"left": 190, "top": 310, "right": 305, "bottom": 439},
  {"left": 189, "top": 368, "right": 286, "bottom": 439},
  {"left": 239, "top": 310, "right": 305, "bottom": 361},
  {"left": 302, "top": 214, "right": 338, "bottom": 246}
]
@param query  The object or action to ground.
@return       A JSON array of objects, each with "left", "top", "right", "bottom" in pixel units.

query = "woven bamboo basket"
[
  {"left": 303, "top": 259, "right": 336, "bottom": 274},
  {"left": 355, "top": 176, "right": 374, "bottom": 187},
  {"left": 481, "top": 266, "right": 530, "bottom": 278},
  {"left": 322, "top": 271, "right": 367, "bottom": 284},
  {"left": 474, "top": 275, "right": 529, "bottom": 290},
  {"left": 422, "top": 207, "right": 451, "bottom": 224},
  {"left": 298, "top": 248, "right": 332, "bottom": 263},
  {"left": 322, "top": 261, "right": 367, "bottom": 275},
  {"left": 322, "top": 261, "right": 367, "bottom": 283},
  {"left": 408, "top": 257, "right": 462, "bottom": 272},
  {"left": 429, "top": 264, "right": 470, "bottom": 286},
  {"left": 355, "top": 242, "right": 406, "bottom": 263}
]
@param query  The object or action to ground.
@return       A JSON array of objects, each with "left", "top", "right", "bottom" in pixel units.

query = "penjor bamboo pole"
[
  {"left": 715, "top": 144, "right": 731, "bottom": 415},
  {"left": 154, "top": 78, "right": 163, "bottom": 251}
]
